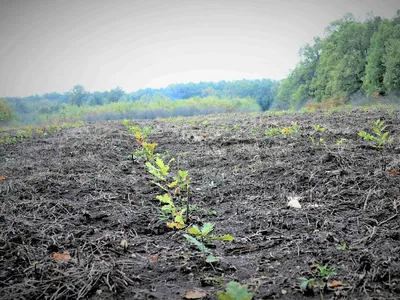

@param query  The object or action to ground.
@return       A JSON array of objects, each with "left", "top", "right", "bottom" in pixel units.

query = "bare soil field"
[{"left": 1, "top": 108, "right": 400, "bottom": 300}]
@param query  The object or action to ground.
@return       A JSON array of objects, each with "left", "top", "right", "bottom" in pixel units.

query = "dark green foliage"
[{"left": 276, "top": 11, "right": 400, "bottom": 109}]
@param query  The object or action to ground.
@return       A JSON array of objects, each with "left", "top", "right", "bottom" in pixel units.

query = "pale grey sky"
[{"left": 0, "top": 0, "right": 398, "bottom": 97}]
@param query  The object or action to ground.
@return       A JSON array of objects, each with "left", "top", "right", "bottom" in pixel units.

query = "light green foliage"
[
  {"left": 358, "top": 119, "right": 393, "bottom": 148},
  {"left": 217, "top": 282, "right": 253, "bottom": 300},
  {"left": 297, "top": 263, "right": 336, "bottom": 294},
  {"left": 313, "top": 264, "right": 336, "bottom": 280},
  {"left": 168, "top": 169, "right": 191, "bottom": 191},
  {"left": 187, "top": 223, "right": 214, "bottom": 237},
  {"left": 184, "top": 222, "right": 234, "bottom": 262},
  {"left": 310, "top": 124, "right": 326, "bottom": 146},
  {"left": 313, "top": 124, "right": 325, "bottom": 132},
  {"left": 264, "top": 127, "right": 280, "bottom": 136},
  {"left": 38, "top": 95, "right": 262, "bottom": 122},
  {"left": 265, "top": 122, "right": 299, "bottom": 137},
  {"left": 336, "top": 138, "right": 346, "bottom": 145},
  {"left": 187, "top": 222, "right": 235, "bottom": 243},
  {"left": 0, "top": 121, "right": 85, "bottom": 145},
  {"left": 145, "top": 157, "right": 172, "bottom": 181}
]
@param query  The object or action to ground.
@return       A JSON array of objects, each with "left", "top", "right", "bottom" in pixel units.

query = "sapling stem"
[{"left": 186, "top": 185, "right": 190, "bottom": 223}]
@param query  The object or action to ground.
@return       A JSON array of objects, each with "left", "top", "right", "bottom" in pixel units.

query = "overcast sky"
[{"left": 0, "top": 0, "right": 398, "bottom": 97}]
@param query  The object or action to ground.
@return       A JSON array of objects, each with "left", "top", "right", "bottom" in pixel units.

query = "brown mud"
[{"left": 1, "top": 108, "right": 400, "bottom": 300}]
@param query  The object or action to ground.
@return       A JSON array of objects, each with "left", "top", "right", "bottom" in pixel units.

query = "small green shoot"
[
  {"left": 336, "top": 243, "right": 352, "bottom": 251},
  {"left": 313, "top": 124, "right": 325, "bottom": 132},
  {"left": 336, "top": 138, "right": 346, "bottom": 146},
  {"left": 358, "top": 119, "right": 393, "bottom": 149},
  {"left": 313, "top": 264, "right": 336, "bottom": 281},
  {"left": 217, "top": 281, "right": 253, "bottom": 300},
  {"left": 265, "top": 127, "right": 280, "bottom": 136},
  {"left": 297, "top": 277, "right": 315, "bottom": 292},
  {"left": 309, "top": 136, "right": 325, "bottom": 146}
]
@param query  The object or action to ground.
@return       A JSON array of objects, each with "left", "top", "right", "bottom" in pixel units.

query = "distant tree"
[
  {"left": 107, "top": 87, "right": 125, "bottom": 103},
  {"left": 39, "top": 106, "right": 50, "bottom": 114},
  {"left": 68, "top": 85, "right": 88, "bottom": 106},
  {"left": 42, "top": 92, "right": 64, "bottom": 101},
  {"left": 0, "top": 99, "right": 13, "bottom": 122},
  {"left": 363, "top": 20, "right": 391, "bottom": 95},
  {"left": 201, "top": 87, "right": 217, "bottom": 97},
  {"left": 275, "top": 38, "right": 321, "bottom": 108},
  {"left": 383, "top": 25, "right": 400, "bottom": 93}
]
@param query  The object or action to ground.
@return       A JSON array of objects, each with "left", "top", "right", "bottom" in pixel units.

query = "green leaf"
[
  {"left": 212, "top": 234, "right": 235, "bottom": 242},
  {"left": 183, "top": 234, "right": 210, "bottom": 253},
  {"left": 155, "top": 157, "right": 169, "bottom": 176},
  {"left": 187, "top": 225, "right": 202, "bottom": 236},
  {"left": 178, "top": 170, "right": 188, "bottom": 180},
  {"left": 156, "top": 194, "right": 174, "bottom": 206},
  {"left": 174, "top": 211, "right": 185, "bottom": 224},
  {"left": 200, "top": 223, "right": 214, "bottom": 237},
  {"left": 161, "top": 204, "right": 173, "bottom": 212},
  {"left": 221, "top": 281, "right": 253, "bottom": 300},
  {"left": 206, "top": 255, "right": 219, "bottom": 263},
  {"left": 372, "top": 127, "right": 381, "bottom": 136},
  {"left": 168, "top": 181, "right": 178, "bottom": 188},
  {"left": 146, "top": 161, "right": 166, "bottom": 180},
  {"left": 300, "top": 279, "right": 310, "bottom": 291},
  {"left": 382, "top": 131, "right": 389, "bottom": 139},
  {"left": 216, "top": 291, "right": 232, "bottom": 300}
]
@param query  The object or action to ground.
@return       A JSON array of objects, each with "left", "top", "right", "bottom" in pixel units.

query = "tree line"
[
  {"left": 275, "top": 11, "right": 400, "bottom": 109},
  {"left": 1, "top": 10, "right": 399, "bottom": 123},
  {"left": 1, "top": 79, "right": 278, "bottom": 123}
]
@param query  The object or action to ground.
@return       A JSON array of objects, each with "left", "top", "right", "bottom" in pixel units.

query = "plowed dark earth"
[{"left": 1, "top": 108, "right": 400, "bottom": 300}]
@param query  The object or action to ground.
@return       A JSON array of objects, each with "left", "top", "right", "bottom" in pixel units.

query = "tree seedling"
[
  {"left": 358, "top": 119, "right": 393, "bottom": 149},
  {"left": 313, "top": 124, "right": 325, "bottom": 132},
  {"left": 184, "top": 222, "right": 234, "bottom": 262},
  {"left": 146, "top": 157, "right": 173, "bottom": 181},
  {"left": 336, "top": 138, "right": 345, "bottom": 146},
  {"left": 297, "top": 263, "right": 336, "bottom": 295},
  {"left": 297, "top": 277, "right": 315, "bottom": 294},
  {"left": 168, "top": 169, "right": 191, "bottom": 192},
  {"left": 217, "top": 281, "right": 253, "bottom": 300},
  {"left": 156, "top": 193, "right": 186, "bottom": 229},
  {"left": 309, "top": 136, "right": 325, "bottom": 146},
  {"left": 312, "top": 263, "right": 336, "bottom": 281}
]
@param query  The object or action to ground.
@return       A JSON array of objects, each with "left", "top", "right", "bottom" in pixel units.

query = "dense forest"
[
  {"left": 275, "top": 11, "right": 400, "bottom": 109},
  {"left": 1, "top": 11, "right": 399, "bottom": 124}
]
